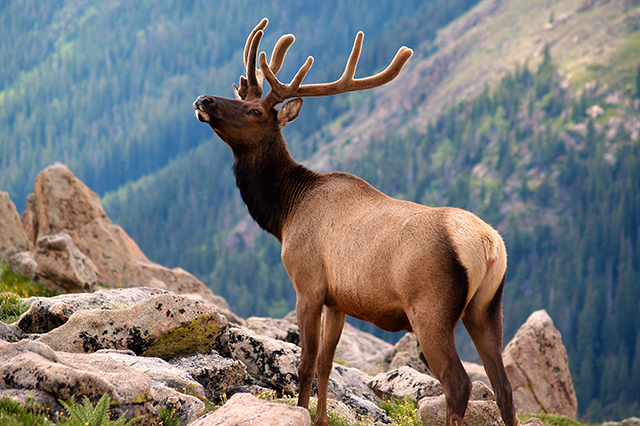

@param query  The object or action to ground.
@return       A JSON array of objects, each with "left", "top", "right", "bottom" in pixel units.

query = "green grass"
[
  {"left": 0, "top": 293, "right": 29, "bottom": 324},
  {"left": 0, "top": 263, "right": 56, "bottom": 298},
  {"left": 519, "top": 413, "right": 599, "bottom": 426},
  {"left": 0, "top": 263, "right": 57, "bottom": 323}
]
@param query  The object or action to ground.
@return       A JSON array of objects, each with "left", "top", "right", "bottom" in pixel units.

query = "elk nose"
[{"left": 193, "top": 95, "right": 214, "bottom": 109}]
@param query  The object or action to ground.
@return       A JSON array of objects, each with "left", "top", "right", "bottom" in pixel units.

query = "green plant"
[
  {"left": 58, "top": 394, "right": 143, "bottom": 426},
  {"left": 157, "top": 406, "right": 180, "bottom": 426},
  {"left": 0, "top": 397, "right": 50, "bottom": 426},
  {"left": 0, "top": 292, "right": 29, "bottom": 323},
  {"left": 379, "top": 397, "right": 421, "bottom": 426}
]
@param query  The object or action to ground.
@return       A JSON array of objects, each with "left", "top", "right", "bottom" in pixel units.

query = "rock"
[
  {"left": 379, "top": 332, "right": 431, "bottom": 375},
  {"left": 226, "top": 326, "right": 301, "bottom": 395},
  {"left": 245, "top": 316, "right": 301, "bottom": 345},
  {"left": 0, "top": 320, "right": 24, "bottom": 342},
  {"left": 603, "top": 418, "right": 640, "bottom": 426},
  {"left": 334, "top": 322, "right": 394, "bottom": 374},
  {"left": 463, "top": 361, "right": 491, "bottom": 388},
  {"left": 417, "top": 390, "right": 504, "bottom": 426},
  {"left": 26, "top": 163, "right": 227, "bottom": 312},
  {"left": 327, "top": 363, "right": 391, "bottom": 424},
  {"left": 96, "top": 350, "right": 207, "bottom": 401},
  {"left": 0, "top": 191, "right": 32, "bottom": 263},
  {"left": 34, "top": 233, "right": 98, "bottom": 293},
  {"left": 169, "top": 352, "right": 248, "bottom": 400},
  {"left": 36, "top": 293, "right": 229, "bottom": 359},
  {"left": 368, "top": 366, "right": 443, "bottom": 402},
  {"left": 190, "top": 392, "right": 310, "bottom": 426},
  {"left": 18, "top": 287, "right": 168, "bottom": 333},
  {"left": 7, "top": 251, "right": 38, "bottom": 280},
  {"left": 0, "top": 340, "right": 154, "bottom": 425},
  {"left": 503, "top": 310, "right": 577, "bottom": 417},
  {"left": 279, "top": 311, "right": 394, "bottom": 374}
]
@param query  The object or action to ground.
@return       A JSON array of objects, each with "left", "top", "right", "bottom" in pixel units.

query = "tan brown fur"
[{"left": 194, "top": 19, "right": 518, "bottom": 426}]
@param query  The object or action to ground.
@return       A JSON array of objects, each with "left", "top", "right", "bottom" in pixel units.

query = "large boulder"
[
  {"left": 18, "top": 287, "right": 167, "bottom": 333},
  {"left": 190, "top": 392, "right": 310, "bottom": 426},
  {"left": 226, "top": 326, "right": 301, "bottom": 395},
  {"left": 503, "top": 310, "right": 578, "bottom": 417},
  {"left": 36, "top": 293, "right": 229, "bottom": 359},
  {"left": 0, "top": 191, "right": 32, "bottom": 263},
  {"left": 22, "top": 163, "right": 228, "bottom": 312},
  {"left": 33, "top": 233, "right": 98, "bottom": 293}
]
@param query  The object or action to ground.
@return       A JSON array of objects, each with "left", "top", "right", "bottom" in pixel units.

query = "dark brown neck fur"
[{"left": 231, "top": 133, "right": 320, "bottom": 241}]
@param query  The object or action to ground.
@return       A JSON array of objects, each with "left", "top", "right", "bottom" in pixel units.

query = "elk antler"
[
  {"left": 233, "top": 18, "right": 295, "bottom": 100},
  {"left": 260, "top": 30, "right": 414, "bottom": 107}
]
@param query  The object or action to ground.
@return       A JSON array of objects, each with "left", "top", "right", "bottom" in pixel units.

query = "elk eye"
[{"left": 249, "top": 108, "right": 262, "bottom": 117}]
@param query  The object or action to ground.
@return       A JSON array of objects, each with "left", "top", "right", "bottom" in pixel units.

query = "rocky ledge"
[{"left": 0, "top": 164, "right": 586, "bottom": 425}]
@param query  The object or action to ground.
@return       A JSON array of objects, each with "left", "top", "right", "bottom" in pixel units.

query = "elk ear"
[{"left": 277, "top": 98, "right": 303, "bottom": 129}]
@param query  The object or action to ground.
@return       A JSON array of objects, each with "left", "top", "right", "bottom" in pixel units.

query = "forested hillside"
[{"left": 2, "top": 0, "right": 640, "bottom": 422}]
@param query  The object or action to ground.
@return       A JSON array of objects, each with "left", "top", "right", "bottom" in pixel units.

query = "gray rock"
[
  {"left": 190, "top": 392, "right": 310, "bottom": 426},
  {"left": 0, "top": 320, "right": 25, "bottom": 342},
  {"left": 368, "top": 366, "right": 443, "bottom": 402},
  {"left": 8, "top": 251, "right": 37, "bottom": 280},
  {"left": 227, "top": 326, "right": 301, "bottom": 395},
  {"left": 34, "top": 233, "right": 98, "bottom": 293},
  {"left": 379, "top": 332, "right": 431, "bottom": 375},
  {"left": 245, "top": 316, "right": 300, "bottom": 345},
  {"left": 327, "top": 363, "right": 391, "bottom": 424},
  {"left": 36, "top": 293, "right": 229, "bottom": 359},
  {"left": 503, "top": 310, "right": 577, "bottom": 417},
  {"left": 280, "top": 312, "right": 393, "bottom": 375},
  {"left": 169, "top": 351, "right": 248, "bottom": 400},
  {"left": 417, "top": 394, "right": 505, "bottom": 426},
  {"left": 0, "top": 339, "right": 204, "bottom": 426},
  {"left": 96, "top": 350, "right": 206, "bottom": 401},
  {"left": 603, "top": 418, "right": 640, "bottom": 426},
  {"left": 18, "top": 287, "right": 167, "bottom": 333}
]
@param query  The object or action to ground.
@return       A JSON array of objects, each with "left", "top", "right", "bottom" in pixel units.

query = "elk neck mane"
[{"left": 231, "top": 132, "right": 321, "bottom": 241}]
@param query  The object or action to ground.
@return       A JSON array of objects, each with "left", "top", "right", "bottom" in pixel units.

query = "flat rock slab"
[
  {"left": 19, "top": 287, "right": 167, "bottom": 333},
  {"left": 190, "top": 392, "right": 310, "bottom": 426},
  {"left": 36, "top": 293, "right": 228, "bottom": 359},
  {"left": 0, "top": 339, "right": 204, "bottom": 425}
]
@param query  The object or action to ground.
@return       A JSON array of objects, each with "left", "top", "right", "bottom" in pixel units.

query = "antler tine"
[
  {"left": 297, "top": 32, "right": 413, "bottom": 97},
  {"left": 260, "top": 31, "right": 413, "bottom": 104},
  {"left": 234, "top": 19, "right": 296, "bottom": 100},
  {"left": 261, "top": 51, "right": 314, "bottom": 105},
  {"left": 243, "top": 18, "right": 268, "bottom": 68}
]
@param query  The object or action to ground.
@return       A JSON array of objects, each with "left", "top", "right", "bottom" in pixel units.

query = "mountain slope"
[{"left": 102, "top": 0, "right": 640, "bottom": 421}]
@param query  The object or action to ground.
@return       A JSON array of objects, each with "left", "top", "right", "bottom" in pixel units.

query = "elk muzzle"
[{"left": 193, "top": 95, "right": 218, "bottom": 123}]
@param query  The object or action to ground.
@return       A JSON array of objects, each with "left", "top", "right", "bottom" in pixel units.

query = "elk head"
[{"left": 194, "top": 18, "right": 413, "bottom": 157}]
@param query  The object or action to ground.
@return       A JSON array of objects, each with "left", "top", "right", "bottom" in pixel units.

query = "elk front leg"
[
  {"left": 296, "top": 297, "right": 323, "bottom": 410},
  {"left": 314, "top": 306, "right": 346, "bottom": 426}
]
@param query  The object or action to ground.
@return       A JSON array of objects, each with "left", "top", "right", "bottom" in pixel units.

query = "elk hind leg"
[
  {"left": 462, "top": 277, "right": 518, "bottom": 426},
  {"left": 412, "top": 316, "right": 471, "bottom": 426}
]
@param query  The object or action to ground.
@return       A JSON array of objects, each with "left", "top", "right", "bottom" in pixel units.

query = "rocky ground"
[{"left": 0, "top": 163, "right": 634, "bottom": 425}]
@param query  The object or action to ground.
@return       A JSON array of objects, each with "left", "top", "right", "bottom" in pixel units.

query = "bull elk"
[{"left": 194, "top": 19, "right": 518, "bottom": 426}]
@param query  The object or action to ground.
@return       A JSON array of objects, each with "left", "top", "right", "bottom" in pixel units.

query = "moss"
[{"left": 142, "top": 315, "right": 222, "bottom": 359}]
